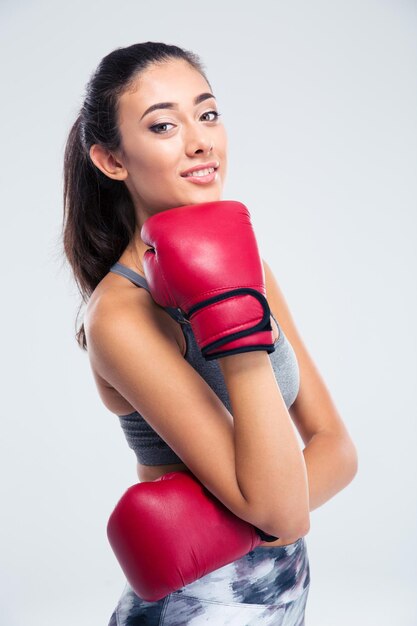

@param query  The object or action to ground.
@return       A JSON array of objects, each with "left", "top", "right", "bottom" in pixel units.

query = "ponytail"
[{"left": 62, "top": 114, "right": 135, "bottom": 350}]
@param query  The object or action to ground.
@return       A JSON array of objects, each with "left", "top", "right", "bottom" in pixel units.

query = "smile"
[
  {"left": 181, "top": 166, "right": 218, "bottom": 185},
  {"left": 184, "top": 167, "right": 215, "bottom": 177}
]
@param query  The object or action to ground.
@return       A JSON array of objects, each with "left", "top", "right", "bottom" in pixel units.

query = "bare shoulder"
[
  {"left": 83, "top": 271, "right": 187, "bottom": 418},
  {"left": 85, "top": 270, "right": 151, "bottom": 324},
  {"left": 84, "top": 271, "right": 181, "bottom": 373},
  {"left": 86, "top": 272, "right": 149, "bottom": 326}
]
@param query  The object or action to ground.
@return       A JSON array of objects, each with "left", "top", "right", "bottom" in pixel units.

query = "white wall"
[{"left": 1, "top": 0, "right": 416, "bottom": 624}]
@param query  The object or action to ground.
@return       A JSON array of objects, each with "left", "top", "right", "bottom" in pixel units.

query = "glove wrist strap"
[{"left": 185, "top": 288, "right": 274, "bottom": 357}]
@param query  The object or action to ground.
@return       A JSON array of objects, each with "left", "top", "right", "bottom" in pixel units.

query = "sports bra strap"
[{"left": 109, "top": 262, "right": 188, "bottom": 325}]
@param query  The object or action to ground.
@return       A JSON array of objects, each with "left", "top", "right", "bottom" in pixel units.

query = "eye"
[
  {"left": 200, "top": 110, "right": 221, "bottom": 122},
  {"left": 149, "top": 122, "right": 176, "bottom": 134}
]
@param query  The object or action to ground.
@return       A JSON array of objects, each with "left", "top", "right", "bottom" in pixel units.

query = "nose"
[{"left": 184, "top": 126, "right": 213, "bottom": 156}]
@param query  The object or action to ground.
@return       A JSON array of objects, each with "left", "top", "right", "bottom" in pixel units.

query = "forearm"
[
  {"left": 302, "top": 430, "right": 358, "bottom": 512},
  {"left": 219, "top": 351, "right": 310, "bottom": 538}
]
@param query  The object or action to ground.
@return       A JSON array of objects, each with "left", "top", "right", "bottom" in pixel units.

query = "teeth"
[{"left": 185, "top": 167, "right": 215, "bottom": 177}]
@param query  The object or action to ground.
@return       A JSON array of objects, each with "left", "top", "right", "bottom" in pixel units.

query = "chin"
[{"left": 187, "top": 190, "right": 223, "bottom": 205}]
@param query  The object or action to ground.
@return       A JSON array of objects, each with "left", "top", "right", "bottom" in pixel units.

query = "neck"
[{"left": 117, "top": 227, "right": 152, "bottom": 278}]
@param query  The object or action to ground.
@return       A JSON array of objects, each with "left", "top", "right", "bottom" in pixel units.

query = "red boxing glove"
[
  {"left": 140, "top": 200, "right": 275, "bottom": 360},
  {"left": 107, "top": 471, "right": 278, "bottom": 602}
]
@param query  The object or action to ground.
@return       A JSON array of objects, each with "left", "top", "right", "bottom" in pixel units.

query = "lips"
[
  {"left": 182, "top": 169, "right": 217, "bottom": 184},
  {"left": 180, "top": 161, "right": 219, "bottom": 177}
]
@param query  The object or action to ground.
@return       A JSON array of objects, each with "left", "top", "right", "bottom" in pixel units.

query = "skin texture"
[{"left": 86, "top": 57, "right": 358, "bottom": 548}]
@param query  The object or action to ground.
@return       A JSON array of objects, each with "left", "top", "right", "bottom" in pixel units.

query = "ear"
[{"left": 89, "top": 144, "right": 128, "bottom": 182}]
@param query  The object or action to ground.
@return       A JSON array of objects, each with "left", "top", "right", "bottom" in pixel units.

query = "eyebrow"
[{"left": 140, "top": 92, "right": 216, "bottom": 121}]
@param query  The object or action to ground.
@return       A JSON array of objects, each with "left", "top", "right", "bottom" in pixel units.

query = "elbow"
[
  {"left": 260, "top": 511, "right": 311, "bottom": 543},
  {"left": 343, "top": 437, "right": 359, "bottom": 484},
  {"left": 283, "top": 516, "right": 311, "bottom": 542},
  {"left": 255, "top": 488, "right": 311, "bottom": 542},
  {"left": 262, "top": 519, "right": 310, "bottom": 544},
  {"left": 351, "top": 441, "right": 359, "bottom": 477}
]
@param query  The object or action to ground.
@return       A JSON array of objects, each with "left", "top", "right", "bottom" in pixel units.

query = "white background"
[{"left": 1, "top": 1, "right": 416, "bottom": 624}]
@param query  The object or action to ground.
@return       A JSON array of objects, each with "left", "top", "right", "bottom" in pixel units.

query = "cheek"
[
  {"left": 140, "top": 142, "right": 179, "bottom": 176},
  {"left": 217, "top": 125, "right": 228, "bottom": 148},
  {"left": 218, "top": 130, "right": 228, "bottom": 159},
  {"left": 121, "top": 130, "right": 173, "bottom": 173}
]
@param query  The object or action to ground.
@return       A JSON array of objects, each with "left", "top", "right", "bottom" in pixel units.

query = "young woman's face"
[{"left": 116, "top": 58, "right": 228, "bottom": 215}]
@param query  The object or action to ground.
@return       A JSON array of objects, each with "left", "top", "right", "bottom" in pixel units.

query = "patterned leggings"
[{"left": 108, "top": 537, "right": 310, "bottom": 625}]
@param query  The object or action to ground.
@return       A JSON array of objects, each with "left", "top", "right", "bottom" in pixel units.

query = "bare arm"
[
  {"left": 302, "top": 431, "right": 358, "bottom": 512},
  {"left": 219, "top": 351, "right": 310, "bottom": 539},
  {"left": 261, "top": 257, "right": 358, "bottom": 513}
]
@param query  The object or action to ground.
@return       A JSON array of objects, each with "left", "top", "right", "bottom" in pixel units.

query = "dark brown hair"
[{"left": 61, "top": 42, "right": 209, "bottom": 350}]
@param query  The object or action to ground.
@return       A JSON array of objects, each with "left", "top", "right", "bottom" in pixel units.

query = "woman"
[{"left": 62, "top": 41, "right": 358, "bottom": 625}]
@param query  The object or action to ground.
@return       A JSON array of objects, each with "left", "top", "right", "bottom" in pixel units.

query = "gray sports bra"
[{"left": 109, "top": 262, "right": 300, "bottom": 466}]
